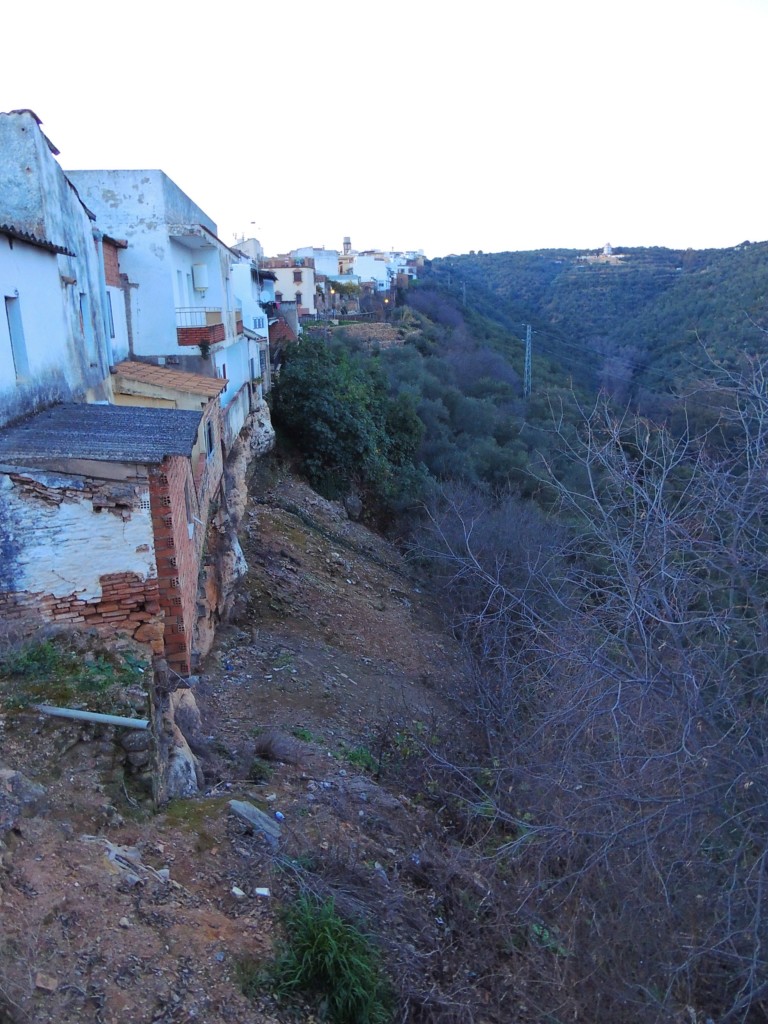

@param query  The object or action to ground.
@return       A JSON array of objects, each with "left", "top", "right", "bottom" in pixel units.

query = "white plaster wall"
[
  {"left": 292, "top": 247, "right": 340, "bottom": 277},
  {"left": 0, "top": 472, "right": 156, "bottom": 601},
  {"left": 353, "top": 255, "right": 390, "bottom": 289},
  {"left": 214, "top": 336, "right": 250, "bottom": 408},
  {"left": 0, "top": 112, "right": 114, "bottom": 413},
  {"left": 0, "top": 238, "right": 69, "bottom": 392},
  {"left": 231, "top": 263, "right": 268, "bottom": 339},
  {"left": 67, "top": 170, "right": 227, "bottom": 358},
  {"left": 169, "top": 239, "right": 225, "bottom": 315},
  {"left": 68, "top": 171, "right": 177, "bottom": 357},
  {"left": 106, "top": 284, "right": 130, "bottom": 363}
]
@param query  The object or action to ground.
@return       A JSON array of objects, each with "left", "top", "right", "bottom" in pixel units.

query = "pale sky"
[{"left": 3, "top": 0, "right": 767, "bottom": 258}]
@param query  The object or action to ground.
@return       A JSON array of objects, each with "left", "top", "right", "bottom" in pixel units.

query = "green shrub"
[
  {"left": 250, "top": 892, "right": 392, "bottom": 1023},
  {"left": 343, "top": 745, "right": 378, "bottom": 773}
]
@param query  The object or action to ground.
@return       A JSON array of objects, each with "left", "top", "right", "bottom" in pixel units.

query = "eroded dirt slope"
[{"left": 1, "top": 464, "right": 477, "bottom": 1024}]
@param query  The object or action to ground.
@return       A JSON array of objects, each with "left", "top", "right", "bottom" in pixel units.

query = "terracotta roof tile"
[{"left": 113, "top": 361, "right": 227, "bottom": 397}]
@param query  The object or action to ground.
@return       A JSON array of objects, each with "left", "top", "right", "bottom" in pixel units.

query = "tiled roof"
[
  {"left": 0, "top": 403, "right": 202, "bottom": 466},
  {"left": 0, "top": 224, "right": 75, "bottom": 257},
  {"left": 269, "top": 319, "right": 298, "bottom": 345},
  {"left": 113, "top": 360, "right": 227, "bottom": 397}
]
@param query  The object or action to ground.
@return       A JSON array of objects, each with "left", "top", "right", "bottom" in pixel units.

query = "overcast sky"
[{"left": 3, "top": 0, "right": 766, "bottom": 258}]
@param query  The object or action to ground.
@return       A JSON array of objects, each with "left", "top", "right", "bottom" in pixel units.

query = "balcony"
[
  {"left": 175, "top": 307, "right": 226, "bottom": 347},
  {"left": 176, "top": 307, "right": 243, "bottom": 347}
]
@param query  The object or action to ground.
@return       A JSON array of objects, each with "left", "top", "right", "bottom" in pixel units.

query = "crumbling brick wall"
[{"left": 0, "top": 469, "right": 164, "bottom": 655}]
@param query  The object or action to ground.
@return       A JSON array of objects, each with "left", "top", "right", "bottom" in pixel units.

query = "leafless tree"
[{"left": 417, "top": 359, "right": 768, "bottom": 1023}]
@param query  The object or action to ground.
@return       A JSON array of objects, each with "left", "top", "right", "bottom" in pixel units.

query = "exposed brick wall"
[
  {"left": 0, "top": 573, "right": 164, "bottom": 654},
  {"left": 176, "top": 323, "right": 226, "bottom": 347},
  {"left": 102, "top": 239, "right": 123, "bottom": 287},
  {"left": 0, "top": 466, "right": 166, "bottom": 657},
  {"left": 148, "top": 456, "right": 203, "bottom": 675}
]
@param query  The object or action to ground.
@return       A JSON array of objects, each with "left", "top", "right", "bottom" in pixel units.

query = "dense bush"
[{"left": 270, "top": 335, "right": 425, "bottom": 516}]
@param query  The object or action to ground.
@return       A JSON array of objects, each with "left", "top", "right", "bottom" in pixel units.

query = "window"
[
  {"left": 295, "top": 292, "right": 302, "bottom": 306},
  {"left": 220, "top": 363, "right": 227, "bottom": 380},
  {"left": 4, "top": 295, "right": 29, "bottom": 379},
  {"left": 275, "top": 291, "right": 283, "bottom": 303},
  {"left": 206, "top": 419, "right": 215, "bottom": 457},
  {"left": 293, "top": 270, "right": 302, "bottom": 283}
]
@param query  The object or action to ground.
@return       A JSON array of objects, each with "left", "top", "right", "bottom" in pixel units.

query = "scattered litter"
[
  {"left": 119, "top": 917, "right": 131, "bottom": 929},
  {"left": 35, "top": 972, "right": 58, "bottom": 992},
  {"left": 274, "top": 810, "right": 285, "bottom": 821},
  {"left": 231, "top": 886, "right": 246, "bottom": 900},
  {"left": 255, "top": 887, "right": 271, "bottom": 898}
]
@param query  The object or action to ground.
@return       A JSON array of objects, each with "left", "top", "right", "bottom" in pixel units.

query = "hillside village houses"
[
  {"left": 0, "top": 107, "right": 423, "bottom": 691},
  {"left": 0, "top": 109, "right": 276, "bottom": 688}
]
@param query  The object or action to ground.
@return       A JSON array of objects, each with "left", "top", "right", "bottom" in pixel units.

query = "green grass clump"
[
  {"left": 240, "top": 892, "right": 392, "bottom": 1023},
  {"left": 0, "top": 637, "right": 146, "bottom": 711},
  {"left": 343, "top": 745, "right": 378, "bottom": 773}
]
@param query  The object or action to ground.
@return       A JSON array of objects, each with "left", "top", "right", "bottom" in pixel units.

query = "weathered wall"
[
  {"left": 194, "top": 402, "right": 274, "bottom": 658},
  {"left": 67, "top": 171, "right": 228, "bottom": 362},
  {"left": 0, "top": 468, "right": 164, "bottom": 653},
  {"left": 0, "top": 111, "right": 114, "bottom": 422},
  {"left": 0, "top": 236, "right": 73, "bottom": 422},
  {"left": 0, "top": 469, "right": 156, "bottom": 597},
  {"left": 148, "top": 455, "right": 208, "bottom": 675}
]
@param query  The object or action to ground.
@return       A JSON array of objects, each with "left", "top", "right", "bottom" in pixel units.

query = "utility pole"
[{"left": 523, "top": 323, "right": 532, "bottom": 397}]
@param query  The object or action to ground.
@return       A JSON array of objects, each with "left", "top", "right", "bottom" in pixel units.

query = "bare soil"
[{"left": 0, "top": 464, "right": 485, "bottom": 1024}]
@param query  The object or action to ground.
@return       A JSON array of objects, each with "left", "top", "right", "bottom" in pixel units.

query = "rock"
[
  {"left": 126, "top": 750, "right": 150, "bottom": 769},
  {"left": 35, "top": 971, "right": 58, "bottom": 992},
  {"left": 120, "top": 730, "right": 150, "bottom": 753},
  {"left": 248, "top": 400, "right": 276, "bottom": 457},
  {"left": 0, "top": 769, "right": 47, "bottom": 832},
  {"left": 344, "top": 492, "right": 363, "bottom": 520},
  {"left": 344, "top": 775, "right": 405, "bottom": 812},
  {"left": 119, "top": 917, "right": 131, "bottom": 929},
  {"left": 170, "top": 688, "right": 203, "bottom": 743},
  {"left": 228, "top": 800, "right": 281, "bottom": 845},
  {"left": 165, "top": 723, "right": 203, "bottom": 799}
]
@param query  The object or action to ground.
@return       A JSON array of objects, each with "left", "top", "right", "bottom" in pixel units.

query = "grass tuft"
[{"left": 239, "top": 892, "right": 392, "bottom": 1023}]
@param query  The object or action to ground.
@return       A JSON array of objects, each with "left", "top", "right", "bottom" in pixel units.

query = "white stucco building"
[
  {"left": 230, "top": 251, "right": 271, "bottom": 400},
  {"left": 0, "top": 109, "right": 115, "bottom": 426},
  {"left": 262, "top": 258, "right": 317, "bottom": 318},
  {"left": 291, "top": 246, "right": 340, "bottom": 279},
  {"left": 67, "top": 169, "right": 254, "bottom": 450}
]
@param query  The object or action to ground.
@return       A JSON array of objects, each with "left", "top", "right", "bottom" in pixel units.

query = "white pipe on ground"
[{"left": 34, "top": 705, "right": 149, "bottom": 730}]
